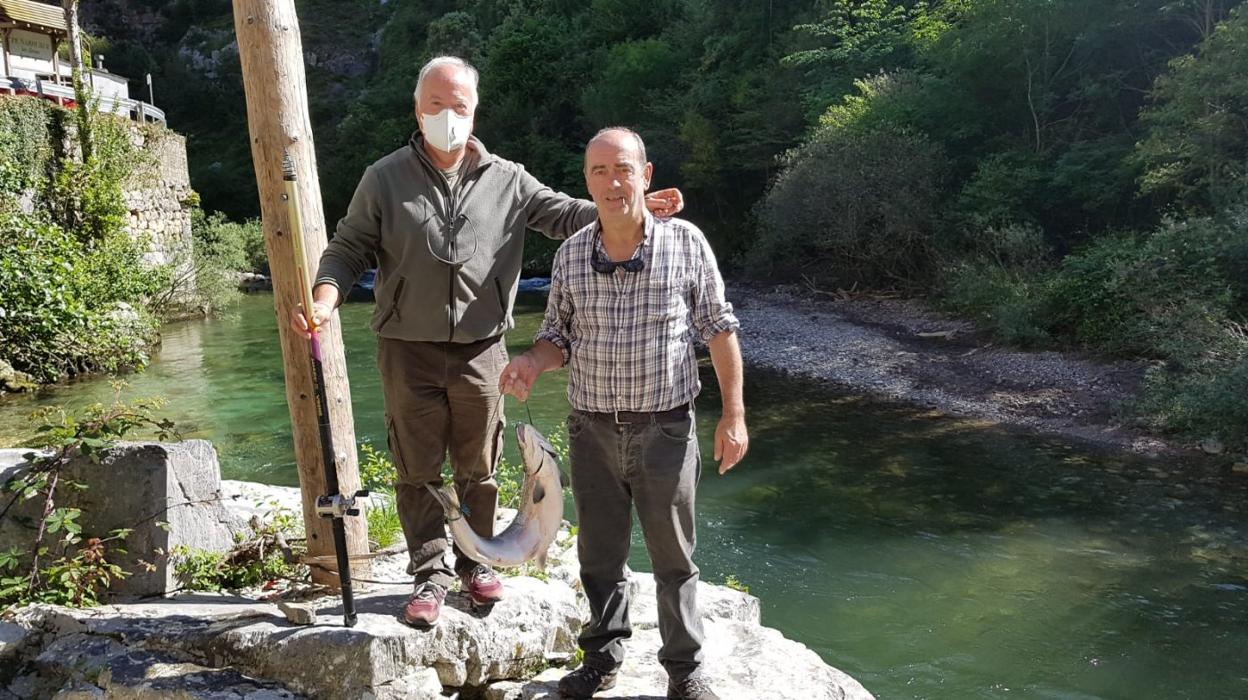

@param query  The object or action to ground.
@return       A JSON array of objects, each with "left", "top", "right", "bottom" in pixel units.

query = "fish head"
[{"left": 516, "top": 422, "right": 557, "bottom": 476}]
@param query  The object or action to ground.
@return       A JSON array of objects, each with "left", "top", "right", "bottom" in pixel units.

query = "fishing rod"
[{"left": 282, "top": 150, "right": 366, "bottom": 627}]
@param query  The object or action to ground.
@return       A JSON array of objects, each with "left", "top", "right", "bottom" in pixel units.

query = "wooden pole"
[
  {"left": 231, "top": 0, "right": 369, "bottom": 587},
  {"left": 60, "top": 2, "right": 83, "bottom": 83},
  {"left": 2, "top": 29, "right": 12, "bottom": 78},
  {"left": 51, "top": 39, "right": 63, "bottom": 106}
]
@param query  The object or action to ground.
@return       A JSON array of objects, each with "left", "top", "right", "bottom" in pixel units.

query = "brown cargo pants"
[{"left": 377, "top": 334, "right": 507, "bottom": 589}]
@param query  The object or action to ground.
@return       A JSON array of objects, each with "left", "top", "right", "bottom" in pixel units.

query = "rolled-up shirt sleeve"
[
  {"left": 690, "top": 230, "right": 740, "bottom": 342},
  {"left": 534, "top": 248, "right": 574, "bottom": 365}
]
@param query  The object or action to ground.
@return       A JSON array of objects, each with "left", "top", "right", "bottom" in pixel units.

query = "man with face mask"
[{"left": 291, "top": 56, "right": 684, "bottom": 628}]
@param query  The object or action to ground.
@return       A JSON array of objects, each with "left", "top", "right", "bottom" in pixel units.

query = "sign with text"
[{"left": 9, "top": 29, "right": 55, "bottom": 63}]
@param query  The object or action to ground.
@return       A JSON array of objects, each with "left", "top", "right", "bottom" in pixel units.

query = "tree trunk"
[
  {"left": 61, "top": 0, "right": 90, "bottom": 160},
  {"left": 231, "top": 0, "right": 370, "bottom": 587}
]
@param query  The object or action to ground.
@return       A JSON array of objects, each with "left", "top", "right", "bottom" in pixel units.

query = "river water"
[{"left": 1, "top": 293, "right": 1245, "bottom": 699}]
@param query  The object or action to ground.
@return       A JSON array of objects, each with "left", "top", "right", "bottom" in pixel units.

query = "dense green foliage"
[
  {"left": 0, "top": 99, "right": 168, "bottom": 384},
  {"left": 161, "top": 209, "right": 266, "bottom": 314},
  {"left": 77, "top": 1, "right": 1248, "bottom": 444},
  {"left": 1136, "top": 5, "right": 1248, "bottom": 211}
]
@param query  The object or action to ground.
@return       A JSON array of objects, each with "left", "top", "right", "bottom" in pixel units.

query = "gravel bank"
[{"left": 729, "top": 284, "right": 1173, "bottom": 455}]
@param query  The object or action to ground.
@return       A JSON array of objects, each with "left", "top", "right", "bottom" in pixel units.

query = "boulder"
[
  {"left": 0, "top": 359, "right": 37, "bottom": 393},
  {"left": 0, "top": 441, "right": 239, "bottom": 597},
  {"left": 31, "top": 632, "right": 302, "bottom": 699},
  {"left": 238, "top": 273, "right": 273, "bottom": 293},
  {"left": 0, "top": 621, "right": 32, "bottom": 666}
]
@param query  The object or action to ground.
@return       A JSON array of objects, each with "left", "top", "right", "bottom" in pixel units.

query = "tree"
[
  {"left": 62, "top": 0, "right": 91, "bottom": 160},
  {"left": 1136, "top": 5, "right": 1248, "bottom": 211}
]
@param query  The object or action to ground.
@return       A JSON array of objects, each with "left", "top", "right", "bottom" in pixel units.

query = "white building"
[{"left": 0, "top": 0, "right": 164, "bottom": 124}]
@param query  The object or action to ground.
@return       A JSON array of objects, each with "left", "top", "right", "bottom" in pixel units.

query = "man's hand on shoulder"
[
  {"left": 645, "top": 188, "right": 684, "bottom": 218},
  {"left": 714, "top": 411, "right": 748, "bottom": 474}
]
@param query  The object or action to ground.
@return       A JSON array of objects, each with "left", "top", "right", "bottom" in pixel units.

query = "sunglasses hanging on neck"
[{"left": 590, "top": 245, "right": 645, "bottom": 274}]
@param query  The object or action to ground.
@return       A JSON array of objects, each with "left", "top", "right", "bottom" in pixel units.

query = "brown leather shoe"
[
  {"left": 459, "top": 564, "right": 504, "bottom": 606},
  {"left": 402, "top": 581, "right": 446, "bottom": 628}
]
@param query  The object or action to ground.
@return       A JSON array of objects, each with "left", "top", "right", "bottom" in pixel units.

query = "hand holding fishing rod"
[{"left": 282, "top": 150, "right": 367, "bottom": 627}]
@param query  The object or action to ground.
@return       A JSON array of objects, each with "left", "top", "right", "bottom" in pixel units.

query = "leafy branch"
[{"left": 0, "top": 386, "right": 178, "bottom": 608}]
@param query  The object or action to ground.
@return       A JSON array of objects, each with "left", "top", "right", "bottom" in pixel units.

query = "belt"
[{"left": 582, "top": 403, "right": 691, "bottom": 424}]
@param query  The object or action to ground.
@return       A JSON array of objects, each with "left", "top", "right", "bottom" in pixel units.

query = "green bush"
[
  {"left": 751, "top": 123, "right": 943, "bottom": 288},
  {"left": 950, "top": 150, "right": 1051, "bottom": 233},
  {"left": 148, "top": 209, "right": 267, "bottom": 317},
  {"left": 1137, "top": 347, "right": 1248, "bottom": 446},
  {"left": 942, "top": 263, "right": 1050, "bottom": 348},
  {"left": 0, "top": 97, "right": 173, "bottom": 385},
  {"left": 0, "top": 98, "right": 56, "bottom": 203},
  {"left": 192, "top": 209, "right": 262, "bottom": 311},
  {"left": 192, "top": 209, "right": 265, "bottom": 274},
  {"left": 366, "top": 497, "right": 402, "bottom": 550},
  {"left": 1043, "top": 216, "right": 1240, "bottom": 359},
  {"left": 357, "top": 441, "right": 395, "bottom": 494},
  {"left": 44, "top": 111, "right": 148, "bottom": 242},
  {"left": 171, "top": 503, "right": 304, "bottom": 592},
  {"left": 940, "top": 223, "right": 1054, "bottom": 347},
  {"left": 1136, "top": 6, "right": 1248, "bottom": 212},
  {"left": 0, "top": 212, "right": 160, "bottom": 383}
]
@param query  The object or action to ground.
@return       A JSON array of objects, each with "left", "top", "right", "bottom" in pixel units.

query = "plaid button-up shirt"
[{"left": 535, "top": 214, "right": 740, "bottom": 413}]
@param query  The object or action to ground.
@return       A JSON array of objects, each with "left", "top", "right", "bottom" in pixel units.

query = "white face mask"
[{"left": 420, "top": 108, "right": 473, "bottom": 153}]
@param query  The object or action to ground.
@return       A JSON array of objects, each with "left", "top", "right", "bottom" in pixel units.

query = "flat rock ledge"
[{"left": 0, "top": 481, "right": 874, "bottom": 700}]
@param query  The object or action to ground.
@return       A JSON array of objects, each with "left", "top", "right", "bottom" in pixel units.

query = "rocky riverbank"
[
  {"left": 730, "top": 284, "right": 1174, "bottom": 455},
  {"left": 0, "top": 468, "right": 874, "bottom": 700}
]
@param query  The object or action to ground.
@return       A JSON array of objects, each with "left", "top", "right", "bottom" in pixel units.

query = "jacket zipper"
[
  {"left": 415, "top": 143, "right": 489, "bottom": 343},
  {"left": 447, "top": 175, "right": 459, "bottom": 342}
]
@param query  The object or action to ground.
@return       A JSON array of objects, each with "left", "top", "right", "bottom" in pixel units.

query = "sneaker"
[
  {"left": 459, "top": 564, "right": 504, "bottom": 606},
  {"left": 558, "top": 664, "right": 618, "bottom": 699},
  {"left": 667, "top": 674, "right": 720, "bottom": 700},
  {"left": 402, "top": 581, "right": 446, "bottom": 628}
]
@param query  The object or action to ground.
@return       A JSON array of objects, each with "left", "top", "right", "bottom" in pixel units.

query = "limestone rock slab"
[
  {"left": 485, "top": 619, "right": 873, "bottom": 700},
  {"left": 0, "top": 441, "right": 238, "bottom": 597}
]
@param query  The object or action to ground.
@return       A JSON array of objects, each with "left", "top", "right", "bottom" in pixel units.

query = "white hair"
[{"left": 413, "top": 56, "right": 480, "bottom": 104}]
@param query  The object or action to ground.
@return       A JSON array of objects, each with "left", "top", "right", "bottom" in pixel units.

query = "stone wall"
[{"left": 120, "top": 125, "right": 194, "bottom": 269}]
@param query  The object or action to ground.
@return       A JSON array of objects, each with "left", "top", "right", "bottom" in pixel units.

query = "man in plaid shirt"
[{"left": 500, "top": 127, "right": 748, "bottom": 700}]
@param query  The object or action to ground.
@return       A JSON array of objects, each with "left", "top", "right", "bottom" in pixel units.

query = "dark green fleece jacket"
[{"left": 314, "top": 133, "right": 595, "bottom": 343}]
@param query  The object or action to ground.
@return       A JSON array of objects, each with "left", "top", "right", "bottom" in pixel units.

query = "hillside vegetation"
[{"left": 66, "top": 0, "right": 1248, "bottom": 446}]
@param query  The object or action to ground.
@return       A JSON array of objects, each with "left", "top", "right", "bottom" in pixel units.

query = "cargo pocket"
[
  {"left": 385, "top": 414, "right": 411, "bottom": 482},
  {"left": 488, "top": 417, "right": 505, "bottom": 480}
]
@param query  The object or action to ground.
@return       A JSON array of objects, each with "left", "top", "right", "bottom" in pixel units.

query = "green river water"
[{"left": 1, "top": 292, "right": 1246, "bottom": 699}]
